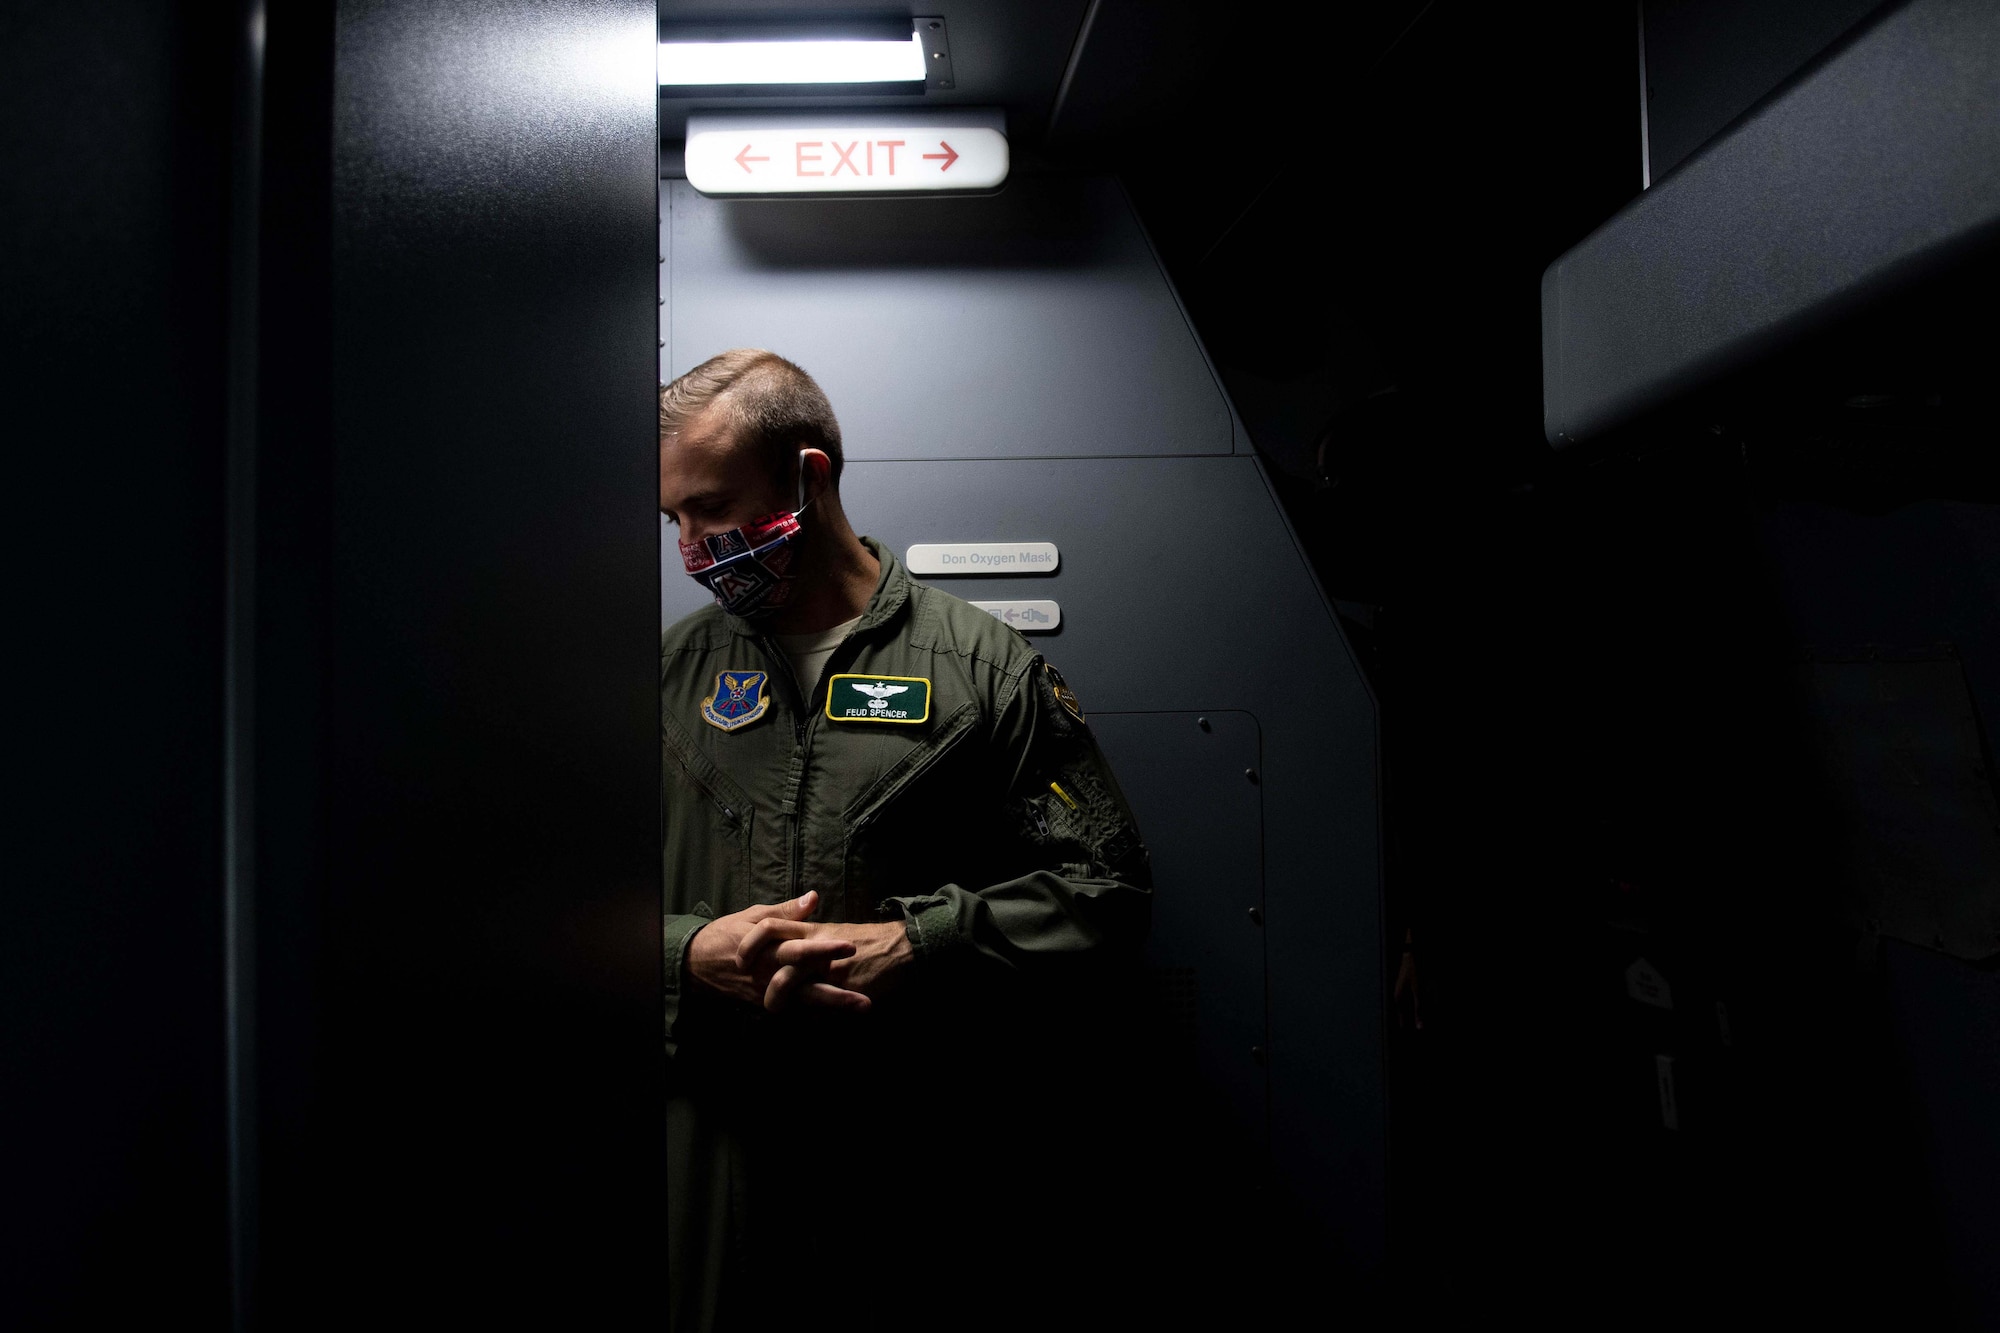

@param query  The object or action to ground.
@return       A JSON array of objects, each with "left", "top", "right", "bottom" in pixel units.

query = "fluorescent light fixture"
[{"left": 659, "top": 33, "right": 926, "bottom": 87}]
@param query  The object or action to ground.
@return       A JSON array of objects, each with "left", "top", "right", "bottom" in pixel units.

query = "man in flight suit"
[{"left": 658, "top": 349, "right": 1153, "bottom": 1333}]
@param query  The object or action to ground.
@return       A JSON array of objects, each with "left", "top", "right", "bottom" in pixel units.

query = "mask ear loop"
[{"left": 794, "top": 449, "right": 812, "bottom": 516}]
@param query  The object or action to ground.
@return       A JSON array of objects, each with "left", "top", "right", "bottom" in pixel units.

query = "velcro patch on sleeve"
[
  {"left": 1032, "top": 659, "right": 1087, "bottom": 736},
  {"left": 1044, "top": 662, "right": 1085, "bottom": 722}
]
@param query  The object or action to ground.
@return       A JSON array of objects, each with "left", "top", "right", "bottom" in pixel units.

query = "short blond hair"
[{"left": 659, "top": 349, "right": 844, "bottom": 487}]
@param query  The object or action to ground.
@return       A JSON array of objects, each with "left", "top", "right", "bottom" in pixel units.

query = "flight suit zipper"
[
  {"left": 755, "top": 627, "right": 866, "bottom": 901},
  {"left": 753, "top": 639, "right": 811, "bottom": 900}
]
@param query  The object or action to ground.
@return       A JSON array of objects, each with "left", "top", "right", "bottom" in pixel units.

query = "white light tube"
[{"left": 659, "top": 34, "right": 925, "bottom": 86}]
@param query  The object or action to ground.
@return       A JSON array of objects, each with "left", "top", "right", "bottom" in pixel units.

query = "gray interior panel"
[
  {"left": 1641, "top": 0, "right": 1884, "bottom": 180},
  {"left": 1090, "top": 710, "right": 1269, "bottom": 1170},
  {"left": 665, "top": 176, "right": 1237, "bottom": 460},
  {"left": 1542, "top": 0, "right": 2000, "bottom": 446}
]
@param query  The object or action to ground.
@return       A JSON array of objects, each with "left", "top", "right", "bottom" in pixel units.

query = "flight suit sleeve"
[
  {"left": 661, "top": 908, "right": 713, "bottom": 1055},
  {"left": 882, "top": 658, "right": 1152, "bottom": 971}
]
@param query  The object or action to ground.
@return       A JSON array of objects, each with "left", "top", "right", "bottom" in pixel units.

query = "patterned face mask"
[
  {"left": 679, "top": 509, "right": 802, "bottom": 619},
  {"left": 677, "top": 452, "right": 812, "bottom": 619}
]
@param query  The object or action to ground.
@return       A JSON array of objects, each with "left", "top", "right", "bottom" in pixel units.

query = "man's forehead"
[
  {"left": 660, "top": 451, "right": 734, "bottom": 509},
  {"left": 663, "top": 407, "right": 737, "bottom": 471},
  {"left": 662, "top": 403, "right": 774, "bottom": 514},
  {"left": 667, "top": 400, "right": 740, "bottom": 453}
]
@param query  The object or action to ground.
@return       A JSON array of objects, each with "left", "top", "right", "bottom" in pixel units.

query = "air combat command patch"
[
  {"left": 701, "top": 670, "right": 770, "bottom": 732},
  {"left": 825, "top": 674, "right": 931, "bottom": 724}
]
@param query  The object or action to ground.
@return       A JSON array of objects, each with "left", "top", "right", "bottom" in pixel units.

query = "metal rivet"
[
  {"left": 1197, "top": 716, "right": 1211, "bottom": 732},
  {"left": 1245, "top": 768, "right": 1259, "bottom": 785},
  {"left": 1251, "top": 1046, "right": 1268, "bottom": 1065},
  {"left": 1248, "top": 906, "right": 1263, "bottom": 925}
]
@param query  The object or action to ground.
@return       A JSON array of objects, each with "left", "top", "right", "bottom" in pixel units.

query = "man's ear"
[{"left": 798, "top": 448, "right": 831, "bottom": 509}]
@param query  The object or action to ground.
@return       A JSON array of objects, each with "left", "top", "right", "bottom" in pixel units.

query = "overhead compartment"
[{"left": 1541, "top": 0, "right": 2000, "bottom": 448}]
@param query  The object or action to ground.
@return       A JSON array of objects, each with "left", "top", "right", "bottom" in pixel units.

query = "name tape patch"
[{"left": 825, "top": 673, "right": 932, "bottom": 724}]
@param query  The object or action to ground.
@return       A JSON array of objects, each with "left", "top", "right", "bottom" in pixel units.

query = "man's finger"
[
  {"left": 798, "top": 981, "right": 871, "bottom": 1013},
  {"left": 748, "top": 941, "right": 850, "bottom": 997},
  {"left": 735, "top": 918, "right": 816, "bottom": 969},
  {"left": 765, "top": 963, "right": 814, "bottom": 1013},
  {"left": 771, "top": 937, "right": 853, "bottom": 968},
  {"left": 739, "top": 890, "right": 813, "bottom": 925},
  {"left": 765, "top": 957, "right": 870, "bottom": 1013}
]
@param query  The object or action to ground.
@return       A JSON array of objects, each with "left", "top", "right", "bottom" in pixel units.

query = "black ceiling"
[{"left": 657, "top": 1, "right": 1437, "bottom": 148}]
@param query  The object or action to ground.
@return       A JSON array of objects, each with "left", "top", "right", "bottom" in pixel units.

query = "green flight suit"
[{"left": 661, "top": 539, "right": 1153, "bottom": 1333}]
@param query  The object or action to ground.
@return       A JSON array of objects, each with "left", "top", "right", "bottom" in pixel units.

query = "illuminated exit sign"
[{"left": 685, "top": 112, "right": 1008, "bottom": 197}]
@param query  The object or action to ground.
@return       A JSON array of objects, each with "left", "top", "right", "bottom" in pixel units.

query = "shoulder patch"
[
  {"left": 701, "top": 670, "right": 770, "bottom": 732},
  {"left": 825, "top": 673, "right": 931, "bottom": 724},
  {"left": 1044, "top": 662, "right": 1085, "bottom": 723}
]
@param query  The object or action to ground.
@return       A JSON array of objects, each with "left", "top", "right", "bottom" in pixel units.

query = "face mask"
[{"left": 677, "top": 452, "right": 812, "bottom": 619}]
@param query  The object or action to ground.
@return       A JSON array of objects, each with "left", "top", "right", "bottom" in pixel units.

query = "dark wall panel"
[
  {"left": 251, "top": 3, "right": 664, "bottom": 1323},
  {"left": 1544, "top": 0, "right": 2000, "bottom": 446},
  {"left": 1883, "top": 938, "right": 2000, "bottom": 1324},
  {"left": 0, "top": 2, "right": 233, "bottom": 1322},
  {"left": 1643, "top": 0, "right": 1884, "bottom": 180}
]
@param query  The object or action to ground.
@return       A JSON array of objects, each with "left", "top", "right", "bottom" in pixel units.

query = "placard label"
[
  {"left": 906, "top": 542, "right": 1058, "bottom": 575},
  {"left": 970, "top": 601, "right": 1061, "bottom": 633}
]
